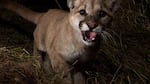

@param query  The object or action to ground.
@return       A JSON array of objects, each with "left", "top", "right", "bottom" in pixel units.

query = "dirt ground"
[{"left": 0, "top": 0, "right": 150, "bottom": 84}]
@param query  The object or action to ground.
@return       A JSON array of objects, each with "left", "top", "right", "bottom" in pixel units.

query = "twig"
[
  {"left": 127, "top": 76, "right": 131, "bottom": 84},
  {"left": 132, "top": 69, "right": 146, "bottom": 84},
  {"left": 55, "top": 0, "right": 62, "bottom": 9},
  {"left": 23, "top": 49, "right": 30, "bottom": 55},
  {"left": 110, "top": 64, "right": 122, "bottom": 84}
]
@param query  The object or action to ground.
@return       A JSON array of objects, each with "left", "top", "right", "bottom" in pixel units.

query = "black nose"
[{"left": 87, "top": 21, "right": 98, "bottom": 30}]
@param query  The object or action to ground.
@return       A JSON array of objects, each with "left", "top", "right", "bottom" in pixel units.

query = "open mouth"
[{"left": 81, "top": 31, "right": 97, "bottom": 42}]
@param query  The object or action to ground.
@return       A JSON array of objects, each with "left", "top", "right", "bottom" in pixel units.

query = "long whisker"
[
  {"left": 104, "top": 29, "right": 123, "bottom": 48},
  {"left": 100, "top": 30, "right": 117, "bottom": 46}
]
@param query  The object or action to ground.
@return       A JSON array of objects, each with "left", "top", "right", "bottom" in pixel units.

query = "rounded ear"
[
  {"left": 67, "top": 0, "right": 75, "bottom": 9},
  {"left": 67, "top": 0, "right": 81, "bottom": 10},
  {"left": 106, "top": 0, "right": 121, "bottom": 13}
]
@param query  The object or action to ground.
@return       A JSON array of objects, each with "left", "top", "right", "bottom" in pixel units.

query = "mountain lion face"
[{"left": 68, "top": 0, "right": 120, "bottom": 45}]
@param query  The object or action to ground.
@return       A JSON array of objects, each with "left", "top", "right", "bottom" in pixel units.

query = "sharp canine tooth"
[
  {"left": 85, "top": 37, "right": 87, "bottom": 40},
  {"left": 92, "top": 38, "right": 95, "bottom": 41}
]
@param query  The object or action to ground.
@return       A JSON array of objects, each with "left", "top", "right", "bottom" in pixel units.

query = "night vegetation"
[{"left": 0, "top": 0, "right": 149, "bottom": 84}]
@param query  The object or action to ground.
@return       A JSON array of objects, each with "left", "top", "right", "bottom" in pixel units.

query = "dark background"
[
  {"left": 21, "top": 0, "right": 68, "bottom": 11},
  {"left": 22, "top": 0, "right": 150, "bottom": 17}
]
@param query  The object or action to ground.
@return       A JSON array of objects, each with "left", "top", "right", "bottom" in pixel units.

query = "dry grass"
[{"left": 0, "top": 0, "right": 150, "bottom": 84}]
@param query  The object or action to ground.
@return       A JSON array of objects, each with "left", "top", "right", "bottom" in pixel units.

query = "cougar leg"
[
  {"left": 43, "top": 53, "right": 54, "bottom": 74},
  {"left": 73, "top": 72, "right": 86, "bottom": 84},
  {"left": 38, "top": 50, "right": 53, "bottom": 74},
  {"left": 47, "top": 51, "right": 73, "bottom": 84},
  {"left": 34, "top": 44, "right": 53, "bottom": 74},
  {"left": 33, "top": 44, "right": 38, "bottom": 57}
]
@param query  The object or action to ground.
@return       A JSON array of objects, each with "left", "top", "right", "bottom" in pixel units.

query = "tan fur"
[{"left": 0, "top": 0, "right": 120, "bottom": 84}]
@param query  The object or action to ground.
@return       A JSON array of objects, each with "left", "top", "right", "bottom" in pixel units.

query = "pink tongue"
[{"left": 89, "top": 32, "right": 97, "bottom": 39}]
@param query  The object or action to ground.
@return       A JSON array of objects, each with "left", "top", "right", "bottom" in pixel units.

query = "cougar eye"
[
  {"left": 79, "top": 9, "right": 87, "bottom": 16},
  {"left": 98, "top": 10, "right": 107, "bottom": 17}
]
